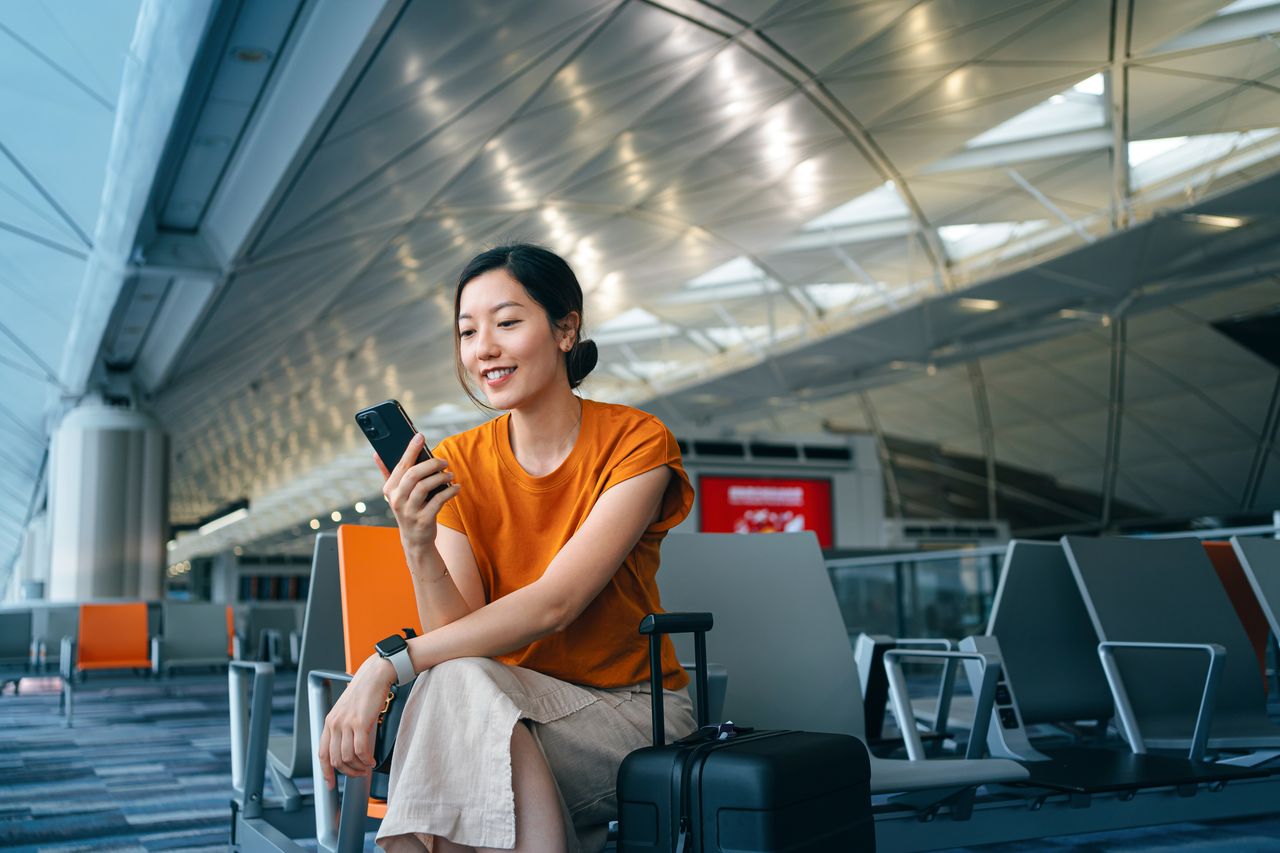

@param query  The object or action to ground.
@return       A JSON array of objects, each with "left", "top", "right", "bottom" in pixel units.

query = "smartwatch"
[{"left": 375, "top": 627, "right": 417, "bottom": 687}]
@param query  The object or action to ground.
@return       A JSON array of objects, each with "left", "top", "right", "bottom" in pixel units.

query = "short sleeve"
[
  {"left": 602, "top": 416, "right": 694, "bottom": 532},
  {"left": 431, "top": 437, "right": 466, "bottom": 534}
]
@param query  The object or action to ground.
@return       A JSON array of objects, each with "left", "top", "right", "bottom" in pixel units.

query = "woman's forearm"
[
  {"left": 405, "top": 541, "right": 476, "bottom": 631},
  {"left": 402, "top": 579, "right": 562, "bottom": 673}
]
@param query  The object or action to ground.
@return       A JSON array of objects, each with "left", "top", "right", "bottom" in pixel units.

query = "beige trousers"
[{"left": 376, "top": 657, "right": 695, "bottom": 852}]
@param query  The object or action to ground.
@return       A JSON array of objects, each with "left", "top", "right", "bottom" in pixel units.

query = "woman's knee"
[{"left": 427, "top": 655, "right": 505, "bottom": 687}]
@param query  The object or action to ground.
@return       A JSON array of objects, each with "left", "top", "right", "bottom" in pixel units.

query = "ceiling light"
[
  {"left": 198, "top": 505, "right": 249, "bottom": 536},
  {"left": 331, "top": 510, "right": 342, "bottom": 522},
  {"left": 1183, "top": 213, "right": 1244, "bottom": 228},
  {"left": 355, "top": 501, "right": 367, "bottom": 513},
  {"left": 309, "top": 519, "right": 320, "bottom": 530},
  {"left": 926, "top": 363, "right": 938, "bottom": 376},
  {"left": 233, "top": 546, "right": 244, "bottom": 556},
  {"left": 958, "top": 297, "right": 1001, "bottom": 311},
  {"left": 232, "top": 47, "right": 271, "bottom": 63}
]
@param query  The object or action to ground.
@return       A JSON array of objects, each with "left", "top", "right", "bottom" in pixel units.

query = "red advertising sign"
[{"left": 698, "top": 476, "right": 833, "bottom": 548}]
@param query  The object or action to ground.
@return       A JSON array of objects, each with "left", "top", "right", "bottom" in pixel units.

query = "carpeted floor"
[{"left": 1, "top": 670, "right": 1277, "bottom": 852}]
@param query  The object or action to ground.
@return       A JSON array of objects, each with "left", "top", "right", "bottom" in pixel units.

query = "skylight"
[
  {"left": 803, "top": 283, "right": 877, "bottom": 311},
  {"left": 1217, "top": 0, "right": 1280, "bottom": 15},
  {"left": 687, "top": 255, "right": 766, "bottom": 288},
  {"left": 966, "top": 74, "right": 1106, "bottom": 149},
  {"left": 1129, "top": 129, "right": 1280, "bottom": 189},
  {"left": 592, "top": 306, "right": 680, "bottom": 345},
  {"left": 938, "top": 221, "right": 1050, "bottom": 259},
  {"left": 803, "top": 182, "right": 908, "bottom": 231}
]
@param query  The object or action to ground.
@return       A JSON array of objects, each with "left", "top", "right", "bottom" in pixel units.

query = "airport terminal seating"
[
  {"left": 235, "top": 603, "right": 302, "bottom": 666},
  {"left": 31, "top": 605, "right": 78, "bottom": 671},
  {"left": 881, "top": 540, "right": 1265, "bottom": 795},
  {"left": 655, "top": 532, "right": 1030, "bottom": 802},
  {"left": 0, "top": 608, "right": 32, "bottom": 693},
  {"left": 230, "top": 532, "right": 348, "bottom": 846},
  {"left": 1061, "top": 535, "right": 1280, "bottom": 758},
  {"left": 151, "top": 602, "right": 230, "bottom": 675},
  {"left": 1230, "top": 536, "right": 1280, "bottom": 697},
  {"left": 1202, "top": 540, "right": 1272, "bottom": 687},
  {"left": 0, "top": 609, "right": 31, "bottom": 668},
  {"left": 59, "top": 601, "right": 153, "bottom": 724}
]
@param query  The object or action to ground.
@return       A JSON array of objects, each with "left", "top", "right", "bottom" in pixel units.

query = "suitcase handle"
[{"left": 639, "top": 612, "right": 713, "bottom": 746}]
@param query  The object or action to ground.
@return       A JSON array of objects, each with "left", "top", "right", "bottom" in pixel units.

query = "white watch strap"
[{"left": 388, "top": 647, "right": 415, "bottom": 686}]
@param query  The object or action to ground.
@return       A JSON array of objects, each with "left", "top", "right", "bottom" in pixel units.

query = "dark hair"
[{"left": 453, "top": 243, "right": 598, "bottom": 408}]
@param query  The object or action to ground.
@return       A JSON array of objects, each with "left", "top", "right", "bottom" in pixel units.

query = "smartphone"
[{"left": 354, "top": 400, "right": 445, "bottom": 499}]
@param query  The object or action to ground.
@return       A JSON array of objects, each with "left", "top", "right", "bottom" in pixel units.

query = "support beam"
[
  {"left": 967, "top": 361, "right": 999, "bottom": 521},
  {"left": 857, "top": 392, "right": 904, "bottom": 520},
  {"left": 1108, "top": 0, "right": 1134, "bottom": 231},
  {"left": 1100, "top": 318, "right": 1128, "bottom": 528},
  {"left": 1006, "top": 168, "right": 1096, "bottom": 244},
  {"left": 1241, "top": 373, "right": 1280, "bottom": 512}
]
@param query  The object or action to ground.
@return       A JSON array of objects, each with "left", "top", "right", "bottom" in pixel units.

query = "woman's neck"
[{"left": 508, "top": 388, "right": 583, "bottom": 476}]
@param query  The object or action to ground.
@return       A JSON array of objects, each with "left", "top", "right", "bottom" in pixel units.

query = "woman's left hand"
[{"left": 317, "top": 653, "right": 397, "bottom": 789}]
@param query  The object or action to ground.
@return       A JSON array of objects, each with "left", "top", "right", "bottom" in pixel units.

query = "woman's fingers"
[
  {"left": 384, "top": 433, "right": 425, "bottom": 494},
  {"left": 406, "top": 468, "right": 454, "bottom": 509},
  {"left": 318, "top": 724, "right": 335, "bottom": 789},
  {"left": 390, "top": 459, "right": 449, "bottom": 512},
  {"left": 354, "top": 721, "right": 375, "bottom": 770},
  {"left": 424, "top": 483, "right": 461, "bottom": 517}
]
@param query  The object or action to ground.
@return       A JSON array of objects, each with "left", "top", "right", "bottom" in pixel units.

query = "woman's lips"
[{"left": 484, "top": 367, "right": 515, "bottom": 387}]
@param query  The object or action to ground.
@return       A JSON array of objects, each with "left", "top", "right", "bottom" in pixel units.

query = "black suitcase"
[{"left": 616, "top": 613, "right": 875, "bottom": 852}]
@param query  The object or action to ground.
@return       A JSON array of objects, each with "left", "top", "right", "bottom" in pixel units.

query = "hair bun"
[{"left": 566, "top": 339, "right": 598, "bottom": 388}]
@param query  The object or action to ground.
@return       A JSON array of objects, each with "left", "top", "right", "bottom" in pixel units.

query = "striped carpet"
[{"left": 1, "top": 671, "right": 1278, "bottom": 851}]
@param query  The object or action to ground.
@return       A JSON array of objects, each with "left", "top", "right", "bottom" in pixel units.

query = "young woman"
[{"left": 317, "top": 243, "right": 696, "bottom": 852}]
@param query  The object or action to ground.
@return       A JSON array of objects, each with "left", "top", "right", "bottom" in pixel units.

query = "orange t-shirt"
[{"left": 433, "top": 399, "right": 694, "bottom": 690}]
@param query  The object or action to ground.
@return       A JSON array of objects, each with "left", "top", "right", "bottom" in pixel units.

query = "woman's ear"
[{"left": 558, "top": 312, "right": 581, "bottom": 352}]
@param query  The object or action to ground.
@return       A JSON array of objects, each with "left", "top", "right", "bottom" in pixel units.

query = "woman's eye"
[
  {"left": 498, "top": 320, "right": 520, "bottom": 328},
  {"left": 459, "top": 329, "right": 474, "bottom": 338}
]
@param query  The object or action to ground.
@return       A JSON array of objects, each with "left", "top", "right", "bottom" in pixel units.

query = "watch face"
[{"left": 376, "top": 634, "right": 407, "bottom": 656}]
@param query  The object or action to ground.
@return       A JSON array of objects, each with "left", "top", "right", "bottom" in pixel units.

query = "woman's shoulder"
[{"left": 586, "top": 399, "right": 669, "bottom": 435}]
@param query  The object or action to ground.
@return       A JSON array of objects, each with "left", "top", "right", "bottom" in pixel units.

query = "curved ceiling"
[{"left": 5, "top": 0, "right": 1280, "bottom": 571}]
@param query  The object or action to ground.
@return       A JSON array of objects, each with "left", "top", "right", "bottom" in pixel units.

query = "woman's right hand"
[{"left": 377, "top": 434, "right": 460, "bottom": 553}]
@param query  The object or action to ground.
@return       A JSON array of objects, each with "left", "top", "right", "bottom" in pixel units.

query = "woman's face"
[{"left": 457, "top": 268, "right": 575, "bottom": 409}]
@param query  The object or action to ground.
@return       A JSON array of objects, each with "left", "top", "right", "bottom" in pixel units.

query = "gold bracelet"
[{"left": 413, "top": 566, "right": 449, "bottom": 583}]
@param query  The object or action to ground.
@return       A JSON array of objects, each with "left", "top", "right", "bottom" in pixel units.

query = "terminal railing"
[{"left": 824, "top": 523, "right": 1280, "bottom": 642}]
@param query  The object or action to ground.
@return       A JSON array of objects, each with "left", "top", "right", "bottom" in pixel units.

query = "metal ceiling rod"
[
  {"left": 967, "top": 361, "right": 999, "bottom": 521},
  {"left": 1005, "top": 168, "right": 1095, "bottom": 244},
  {"left": 857, "top": 391, "right": 904, "bottom": 520},
  {"left": 1099, "top": 317, "right": 1127, "bottom": 529},
  {"left": 1107, "top": 0, "right": 1134, "bottom": 231},
  {"left": 1240, "top": 374, "right": 1280, "bottom": 512},
  {"left": 827, "top": 235, "right": 901, "bottom": 311}
]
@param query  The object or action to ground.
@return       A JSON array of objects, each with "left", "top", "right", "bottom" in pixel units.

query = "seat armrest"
[
  {"left": 59, "top": 637, "right": 75, "bottom": 679},
  {"left": 229, "top": 661, "right": 276, "bottom": 817},
  {"left": 150, "top": 636, "right": 162, "bottom": 675},
  {"left": 1097, "top": 641, "right": 1226, "bottom": 762},
  {"left": 883, "top": 649, "right": 1002, "bottom": 762},
  {"left": 894, "top": 638, "right": 959, "bottom": 735},
  {"left": 308, "top": 669, "right": 369, "bottom": 853}
]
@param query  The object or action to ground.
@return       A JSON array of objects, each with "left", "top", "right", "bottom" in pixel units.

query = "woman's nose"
[{"left": 474, "top": 327, "right": 500, "bottom": 357}]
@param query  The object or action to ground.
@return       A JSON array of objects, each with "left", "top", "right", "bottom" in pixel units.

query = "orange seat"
[
  {"left": 1203, "top": 541, "right": 1271, "bottom": 689},
  {"left": 227, "top": 606, "right": 235, "bottom": 657},
  {"left": 77, "top": 602, "right": 151, "bottom": 671},
  {"left": 336, "top": 525, "right": 423, "bottom": 814}
]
